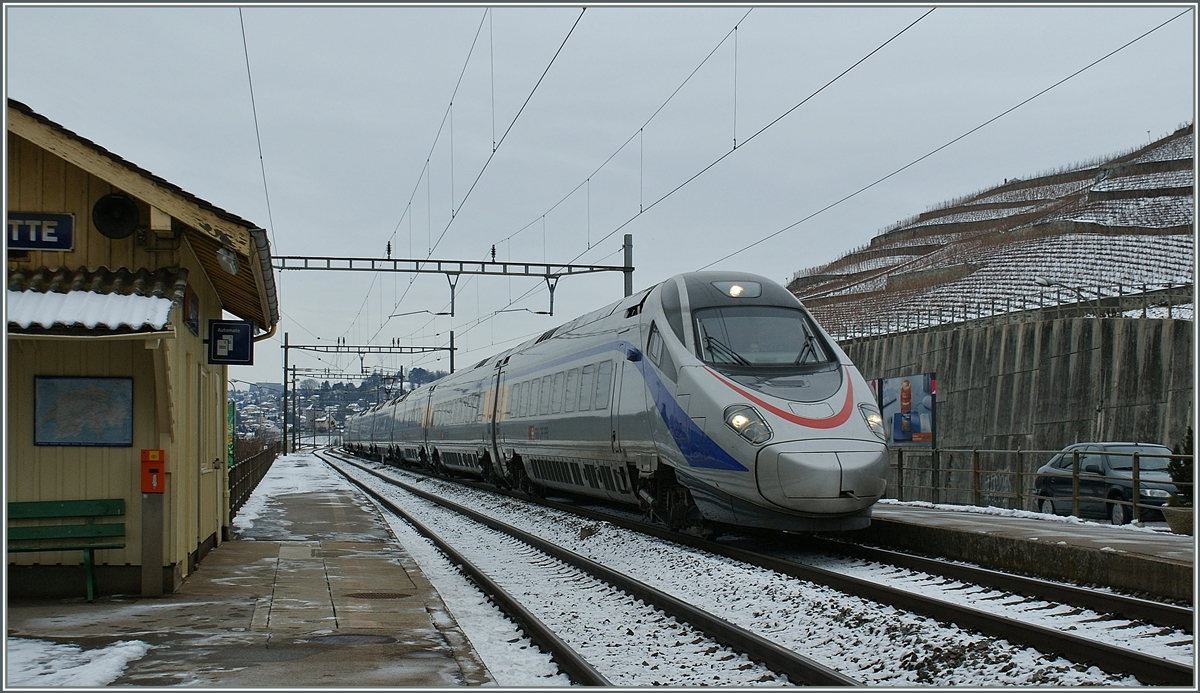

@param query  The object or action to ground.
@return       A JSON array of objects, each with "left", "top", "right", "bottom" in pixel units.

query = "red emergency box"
[{"left": 141, "top": 449, "right": 165, "bottom": 494}]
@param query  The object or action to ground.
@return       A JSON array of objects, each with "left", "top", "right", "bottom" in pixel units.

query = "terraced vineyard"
[{"left": 791, "top": 125, "right": 1194, "bottom": 339}]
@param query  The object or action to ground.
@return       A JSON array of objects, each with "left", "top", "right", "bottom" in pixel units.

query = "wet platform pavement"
[{"left": 5, "top": 480, "right": 491, "bottom": 687}]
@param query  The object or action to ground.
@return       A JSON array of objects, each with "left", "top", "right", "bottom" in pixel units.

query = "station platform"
[
  {"left": 5, "top": 463, "right": 491, "bottom": 687},
  {"left": 851, "top": 501, "right": 1194, "bottom": 603}
]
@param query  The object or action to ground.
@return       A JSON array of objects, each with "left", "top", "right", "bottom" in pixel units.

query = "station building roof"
[{"left": 6, "top": 98, "right": 280, "bottom": 333}]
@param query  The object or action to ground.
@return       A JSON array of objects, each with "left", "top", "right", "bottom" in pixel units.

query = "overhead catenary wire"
[
  {"left": 368, "top": 8, "right": 588, "bottom": 343},
  {"left": 381, "top": 9, "right": 761, "bottom": 358},
  {"left": 574, "top": 7, "right": 936, "bottom": 266},
  {"left": 484, "top": 8, "right": 754, "bottom": 256},
  {"left": 392, "top": 5, "right": 760, "bottom": 349},
  {"left": 698, "top": 6, "right": 1193, "bottom": 270},
  {"left": 237, "top": 8, "right": 278, "bottom": 253}
]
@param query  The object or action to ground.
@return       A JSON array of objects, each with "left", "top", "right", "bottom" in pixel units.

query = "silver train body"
[{"left": 344, "top": 271, "right": 889, "bottom": 532}]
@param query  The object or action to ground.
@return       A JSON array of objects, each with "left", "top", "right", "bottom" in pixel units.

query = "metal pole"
[
  {"left": 623, "top": 234, "right": 633, "bottom": 297},
  {"left": 1071, "top": 449, "right": 1081, "bottom": 518},
  {"left": 449, "top": 330, "right": 455, "bottom": 373},
  {"left": 1015, "top": 448, "right": 1023, "bottom": 510},
  {"left": 282, "top": 332, "right": 289, "bottom": 454},
  {"left": 931, "top": 449, "right": 941, "bottom": 504},
  {"left": 1131, "top": 452, "right": 1141, "bottom": 523},
  {"left": 972, "top": 449, "right": 980, "bottom": 506},
  {"left": 291, "top": 367, "right": 298, "bottom": 451}
]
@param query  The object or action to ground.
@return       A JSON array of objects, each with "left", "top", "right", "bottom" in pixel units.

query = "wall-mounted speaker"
[{"left": 92, "top": 193, "right": 139, "bottom": 239}]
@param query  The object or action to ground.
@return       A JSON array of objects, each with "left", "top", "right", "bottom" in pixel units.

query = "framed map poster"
[{"left": 34, "top": 376, "right": 133, "bottom": 446}]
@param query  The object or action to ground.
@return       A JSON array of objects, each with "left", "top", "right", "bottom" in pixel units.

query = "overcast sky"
[{"left": 5, "top": 3, "right": 1195, "bottom": 385}]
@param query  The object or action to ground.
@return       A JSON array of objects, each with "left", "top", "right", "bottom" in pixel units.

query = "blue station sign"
[
  {"left": 208, "top": 320, "right": 255, "bottom": 366},
  {"left": 8, "top": 212, "right": 74, "bottom": 251}
]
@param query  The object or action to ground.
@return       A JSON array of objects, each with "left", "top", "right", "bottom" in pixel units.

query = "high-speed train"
[{"left": 344, "top": 271, "right": 889, "bottom": 534}]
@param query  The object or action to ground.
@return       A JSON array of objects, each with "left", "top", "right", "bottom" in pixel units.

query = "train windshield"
[{"left": 693, "top": 306, "right": 834, "bottom": 371}]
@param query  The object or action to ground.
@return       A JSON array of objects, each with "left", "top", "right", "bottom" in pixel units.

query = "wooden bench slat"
[
  {"left": 8, "top": 499, "right": 125, "bottom": 519},
  {"left": 8, "top": 523, "right": 126, "bottom": 541},
  {"left": 7, "top": 498, "right": 128, "bottom": 602}
]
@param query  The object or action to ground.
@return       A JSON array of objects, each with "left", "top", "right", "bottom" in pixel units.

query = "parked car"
[{"left": 1033, "top": 442, "right": 1177, "bottom": 525}]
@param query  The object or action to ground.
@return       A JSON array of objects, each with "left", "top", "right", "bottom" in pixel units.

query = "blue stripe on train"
[
  {"left": 499, "top": 338, "right": 748, "bottom": 472},
  {"left": 628, "top": 347, "right": 748, "bottom": 472}
]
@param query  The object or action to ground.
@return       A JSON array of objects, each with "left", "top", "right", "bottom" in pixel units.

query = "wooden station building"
[{"left": 6, "top": 99, "right": 280, "bottom": 598}]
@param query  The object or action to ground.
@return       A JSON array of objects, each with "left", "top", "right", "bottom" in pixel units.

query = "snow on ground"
[
  {"left": 230, "top": 453, "right": 349, "bottom": 534},
  {"left": 376, "top": 508, "right": 570, "bottom": 686},
  {"left": 355, "top": 464, "right": 1145, "bottom": 686},
  {"left": 1122, "top": 303, "right": 1194, "bottom": 320},
  {"left": 1092, "top": 169, "right": 1192, "bottom": 192},
  {"left": 6, "top": 638, "right": 149, "bottom": 687},
  {"left": 1131, "top": 135, "right": 1193, "bottom": 164},
  {"left": 877, "top": 498, "right": 1175, "bottom": 534}
]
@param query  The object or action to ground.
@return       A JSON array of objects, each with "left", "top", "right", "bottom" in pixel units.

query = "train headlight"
[
  {"left": 859, "top": 404, "right": 886, "bottom": 441},
  {"left": 724, "top": 405, "right": 773, "bottom": 445}
]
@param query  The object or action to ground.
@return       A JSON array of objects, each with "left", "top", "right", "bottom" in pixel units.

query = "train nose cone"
[{"left": 755, "top": 440, "right": 888, "bottom": 513}]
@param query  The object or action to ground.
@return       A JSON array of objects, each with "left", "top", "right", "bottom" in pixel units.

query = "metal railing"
[
  {"left": 821, "top": 282, "right": 1193, "bottom": 342},
  {"left": 886, "top": 447, "right": 1193, "bottom": 524},
  {"left": 229, "top": 440, "right": 283, "bottom": 520}
]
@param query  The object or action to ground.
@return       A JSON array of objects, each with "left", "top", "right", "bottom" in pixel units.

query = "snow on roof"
[{"left": 7, "top": 289, "right": 175, "bottom": 331}]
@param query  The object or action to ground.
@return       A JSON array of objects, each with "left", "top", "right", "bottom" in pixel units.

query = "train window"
[
  {"left": 594, "top": 361, "right": 613, "bottom": 410},
  {"left": 660, "top": 279, "right": 686, "bottom": 343},
  {"left": 516, "top": 381, "right": 528, "bottom": 418},
  {"left": 550, "top": 372, "right": 565, "bottom": 413},
  {"left": 539, "top": 375, "right": 553, "bottom": 415},
  {"left": 694, "top": 305, "right": 833, "bottom": 368},
  {"left": 578, "top": 365, "right": 594, "bottom": 411},
  {"left": 647, "top": 323, "right": 664, "bottom": 367},
  {"left": 563, "top": 368, "right": 579, "bottom": 413}
]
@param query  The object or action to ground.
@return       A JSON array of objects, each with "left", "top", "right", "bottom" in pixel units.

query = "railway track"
[
  {"left": 783, "top": 536, "right": 1193, "bottom": 633},
  {"left": 328, "top": 450, "right": 1193, "bottom": 686},
  {"left": 318, "top": 450, "right": 858, "bottom": 686}
]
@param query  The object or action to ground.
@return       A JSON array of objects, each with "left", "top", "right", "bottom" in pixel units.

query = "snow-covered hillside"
[{"left": 790, "top": 125, "right": 1195, "bottom": 338}]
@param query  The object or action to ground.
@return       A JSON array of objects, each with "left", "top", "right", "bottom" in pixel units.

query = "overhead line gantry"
[{"left": 271, "top": 234, "right": 635, "bottom": 316}]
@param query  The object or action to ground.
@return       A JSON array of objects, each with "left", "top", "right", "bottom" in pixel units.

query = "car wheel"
[
  {"left": 1108, "top": 497, "right": 1130, "bottom": 525},
  {"left": 1039, "top": 497, "right": 1056, "bottom": 515}
]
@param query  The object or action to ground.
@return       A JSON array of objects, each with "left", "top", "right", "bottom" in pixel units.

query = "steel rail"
[
  {"left": 324, "top": 451, "right": 861, "bottom": 686},
  {"left": 316, "top": 451, "right": 610, "bottom": 686},
  {"left": 355, "top": 459, "right": 1191, "bottom": 686},
  {"left": 802, "top": 536, "right": 1194, "bottom": 634}
]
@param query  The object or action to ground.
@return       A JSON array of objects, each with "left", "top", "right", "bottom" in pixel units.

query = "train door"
[
  {"left": 611, "top": 329, "right": 657, "bottom": 485},
  {"left": 488, "top": 358, "right": 508, "bottom": 477}
]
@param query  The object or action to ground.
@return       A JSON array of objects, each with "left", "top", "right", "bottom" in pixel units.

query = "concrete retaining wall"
[{"left": 841, "top": 315, "right": 1193, "bottom": 456}]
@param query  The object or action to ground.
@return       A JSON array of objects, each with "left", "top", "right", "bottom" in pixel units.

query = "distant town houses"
[{"left": 229, "top": 370, "right": 446, "bottom": 446}]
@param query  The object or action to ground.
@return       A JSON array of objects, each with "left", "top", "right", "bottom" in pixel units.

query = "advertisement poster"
[{"left": 879, "top": 373, "right": 935, "bottom": 447}]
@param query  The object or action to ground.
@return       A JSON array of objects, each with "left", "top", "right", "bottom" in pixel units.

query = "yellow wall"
[{"left": 7, "top": 130, "right": 230, "bottom": 581}]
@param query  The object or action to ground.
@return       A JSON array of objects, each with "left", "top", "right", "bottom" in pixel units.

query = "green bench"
[{"left": 7, "top": 499, "right": 126, "bottom": 602}]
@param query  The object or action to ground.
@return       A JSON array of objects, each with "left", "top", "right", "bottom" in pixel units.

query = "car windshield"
[
  {"left": 1106, "top": 445, "right": 1172, "bottom": 471},
  {"left": 693, "top": 306, "right": 833, "bottom": 369}
]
